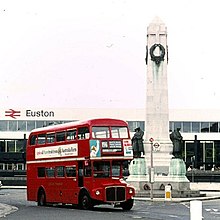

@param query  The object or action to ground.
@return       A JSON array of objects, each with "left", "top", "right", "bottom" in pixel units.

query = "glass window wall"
[
  {"left": 16, "top": 140, "right": 24, "bottom": 152},
  {"left": 0, "top": 120, "right": 71, "bottom": 132},
  {"left": 27, "top": 121, "right": 35, "bottom": 131},
  {"left": 0, "top": 121, "right": 7, "bottom": 131},
  {"left": 192, "top": 122, "right": 200, "bottom": 132},
  {"left": 174, "top": 122, "right": 182, "bottom": 130},
  {"left": 18, "top": 121, "right": 26, "bottom": 131},
  {"left": 7, "top": 140, "right": 15, "bottom": 152},
  {"left": 210, "top": 122, "right": 218, "bottom": 132},
  {"left": 183, "top": 122, "right": 191, "bottom": 133},
  {"left": 201, "top": 122, "right": 209, "bottom": 133},
  {"left": 127, "top": 121, "right": 145, "bottom": 132},
  {"left": 9, "top": 121, "right": 17, "bottom": 131}
]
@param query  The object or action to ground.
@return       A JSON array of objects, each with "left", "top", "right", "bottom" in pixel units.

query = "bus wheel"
[
  {"left": 38, "top": 190, "right": 46, "bottom": 206},
  {"left": 120, "top": 199, "right": 134, "bottom": 211},
  {"left": 79, "top": 192, "right": 93, "bottom": 210}
]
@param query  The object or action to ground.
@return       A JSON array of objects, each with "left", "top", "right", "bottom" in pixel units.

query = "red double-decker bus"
[{"left": 26, "top": 118, "right": 135, "bottom": 210}]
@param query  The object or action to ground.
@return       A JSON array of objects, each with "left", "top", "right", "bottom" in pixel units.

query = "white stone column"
[{"left": 145, "top": 17, "right": 173, "bottom": 174}]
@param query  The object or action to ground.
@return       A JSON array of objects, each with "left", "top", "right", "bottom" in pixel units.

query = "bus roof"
[{"left": 30, "top": 118, "right": 128, "bottom": 134}]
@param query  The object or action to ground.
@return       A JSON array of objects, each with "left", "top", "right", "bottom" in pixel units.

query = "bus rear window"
[
  {"left": 92, "top": 127, "right": 110, "bottom": 138},
  {"left": 30, "top": 135, "right": 37, "bottom": 145},
  {"left": 111, "top": 127, "right": 128, "bottom": 138}
]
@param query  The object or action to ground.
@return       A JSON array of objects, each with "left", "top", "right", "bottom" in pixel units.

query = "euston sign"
[
  {"left": 4, "top": 109, "right": 55, "bottom": 119},
  {"left": 26, "top": 110, "right": 55, "bottom": 117}
]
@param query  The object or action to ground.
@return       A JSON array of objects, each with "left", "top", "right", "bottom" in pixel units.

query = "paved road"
[{"left": 1, "top": 189, "right": 220, "bottom": 219}]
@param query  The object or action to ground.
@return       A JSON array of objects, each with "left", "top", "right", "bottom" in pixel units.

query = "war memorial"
[{"left": 126, "top": 17, "right": 201, "bottom": 198}]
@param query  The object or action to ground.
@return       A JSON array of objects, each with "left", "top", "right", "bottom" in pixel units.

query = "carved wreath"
[{"left": 150, "top": 43, "right": 165, "bottom": 65}]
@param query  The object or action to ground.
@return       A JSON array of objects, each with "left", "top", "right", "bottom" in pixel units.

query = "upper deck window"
[
  {"left": 78, "top": 127, "right": 90, "bottom": 139},
  {"left": 37, "top": 134, "right": 46, "bottom": 145},
  {"left": 66, "top": 129, "right": 77, "bottom": 141},
  {"left": 47, "top": 133, "right": 55, "bottom": 144},
  {"left": 56, "top": 131, "right": 66, "bottom": 142},
  {"left": 111, "top": 127, "right": 128, "bottom": 138},
  {"left": 92, "top": 127, "right": 110, "bottom": 138}
]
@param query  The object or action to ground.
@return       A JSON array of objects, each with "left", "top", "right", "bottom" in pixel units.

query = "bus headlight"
[
  {"left": 129, "top": 188, "right": 134, "bottom": 194},
  {"left": 95, "top": 190, "right": 101, "bottom": 196}
]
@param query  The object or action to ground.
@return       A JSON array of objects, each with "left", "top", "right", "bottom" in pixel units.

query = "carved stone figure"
[
  {"left": 132, "top": 127, "right": 144, "bottom": 158},
  {"left": 170, "top": 128, "right": 183, "bottom": 158}
]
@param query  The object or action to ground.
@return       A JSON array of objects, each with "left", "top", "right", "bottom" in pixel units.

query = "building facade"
[{"left": 0, "top": 108, "right": 220, "bottom": 172}]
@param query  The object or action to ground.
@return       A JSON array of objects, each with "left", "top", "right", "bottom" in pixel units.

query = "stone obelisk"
[
  {"left": 127, "top": 17, "right": 196, "bottom": 197},
  {"left": 144, "top": 17, "right": 173, "bottom": 175}
]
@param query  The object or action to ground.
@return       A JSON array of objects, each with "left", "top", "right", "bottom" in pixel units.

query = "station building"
[{"left": 1, "top": 107, "right": 220, "bottom": 172}]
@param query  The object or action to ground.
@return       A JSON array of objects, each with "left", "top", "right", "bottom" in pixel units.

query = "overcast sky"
[{"left": 1, "top": 0, "right": 220, "bottom": 109}]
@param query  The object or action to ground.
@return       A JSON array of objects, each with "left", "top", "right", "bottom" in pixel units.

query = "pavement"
[
  {"left": 0, "top": 203, "right": 18, "bottom": 218},
  {"left": 134, "top": 191, "right": 220, "bottom": 202},
  {"left": 1, "top": 183, "right": 220, "bottom": 217}
]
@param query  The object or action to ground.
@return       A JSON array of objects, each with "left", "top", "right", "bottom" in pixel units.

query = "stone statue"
[
  {"left": 132, "top": 127, "right": 144, "bottom": 158},
  {"left": 170, "top": 128, "right": 183, "bottom": 158}
]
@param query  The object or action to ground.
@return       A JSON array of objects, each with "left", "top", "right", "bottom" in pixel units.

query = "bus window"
[
  {"left": 66, "top": 129, "right": 76, "bottom": 141},
  {"left": 111, "top": 127, "right": 128, "bottom": 138},
  {"left": 112, "top": 161, "right": 121, "bottom": 177},
  {"left": 66, "top": 166, "right": 76, "bottom": 177},
  {"left": 46, "top": 167, "right": 55, "bottom": 178},
  {"left": 47, "top": 133, "right": 55, "bottom": 144},
  {"left": 93, "top": 161, "right": 110, "bottom": 178},
  {"left": 56, "top": 131, "right": 65, "bottom": 142},
  {"left": 37, "top": 134, "right": 46, "bottom": 145},
  {"left": 84, "top": 162, "right": 91, "bottom": 177},
  {"left": 38, "top": 167, "right": 45, "bottom": 178},
  {"left": 78, "top": 127, "right": 90, "bottom": 139},
  {"left": 92, "top": 127, "right": 110, "bottom": 138},
  {"left": 30, "top": 135, "right": 37, "bottom": 146},
  {"left": 122, "top": 161, "right": 130, "bottom": 177},
  {"left": 56, "top": 166, "right": 65, "bottom": 177}
]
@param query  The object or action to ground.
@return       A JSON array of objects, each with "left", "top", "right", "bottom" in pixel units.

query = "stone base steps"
[{"left": 135, "top": 189, "right": 205, "bottom": 198}]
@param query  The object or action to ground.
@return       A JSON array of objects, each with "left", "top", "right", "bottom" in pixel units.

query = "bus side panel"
[
  {"left": 61, "top": 177, "right": 79, "bottom": 204},
  {"left": 27, "top": 164, "right": 55, "bottom": 203},
  {"left": 78, "top": 140, "right": 90, "bottom": 158},
  {"left": 27, "top": 164, "right": 37, "bottom": 201}
]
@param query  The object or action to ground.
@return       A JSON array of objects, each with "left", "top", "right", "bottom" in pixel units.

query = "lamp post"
[{"left": 149, "top": 137, "right": 154, "bottom": 201}]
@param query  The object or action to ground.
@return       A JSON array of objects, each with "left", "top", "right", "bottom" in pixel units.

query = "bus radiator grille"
[{"left": 105, "top": 186, "right": 126, "bottom": 202}]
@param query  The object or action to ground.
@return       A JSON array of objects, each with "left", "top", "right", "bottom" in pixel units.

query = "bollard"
[
  {"left": 190, "top": 200, "right": 202, "bottom": 220},
  {"left": 165, "top": 185, "right": 171, "bottom": 201}
]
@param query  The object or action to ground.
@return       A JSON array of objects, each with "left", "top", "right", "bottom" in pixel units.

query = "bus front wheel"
[
  {"left": 120, "top": 199, "right": 134, "bottom": 211},
  {"left": 38, "top": 190, "right": 46, "bottom": 206},
  {"left": 79, "top": 192, "right": 93, "bottom": 210}
]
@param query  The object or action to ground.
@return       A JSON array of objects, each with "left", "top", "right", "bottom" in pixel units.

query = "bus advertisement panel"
[{"left": 26, "top": 118, "right": 135, "bottom": 210}]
